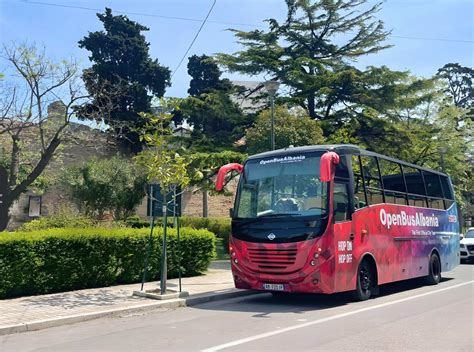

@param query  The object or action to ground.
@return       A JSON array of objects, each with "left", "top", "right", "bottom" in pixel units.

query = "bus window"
[
  {"left": 351, "top": 155, "right": 367, "bottom": 209},
  {"left": 379, "top": 158, "right": 407, "bottom": 205},
  {"left": 403, "top": 165, "right": 427, "bottom": 207},
  {"left": 423, "top": 170, "right": 444, "bottom": 209},
  {"left": 333, "top": 182, "right": 349, "bottom": 222},
  {"left": 360, "top": 155, "right": 384, "bottom": 205},
  {"left": 335, "top": 155, "right": 350, "bottom": 179},
  {"left": 440, "top": 176, "right": 454, "bottom": 209}
]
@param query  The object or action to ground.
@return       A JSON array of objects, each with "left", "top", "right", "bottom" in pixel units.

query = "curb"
[{"left": 0, "top": 289, "right": 259, "bottom": 336}]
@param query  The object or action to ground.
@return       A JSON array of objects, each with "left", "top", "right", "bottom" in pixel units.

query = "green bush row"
[
  {"left": 19, "top": 213, "right": 97, "bottom": 231},
  {"left": 0, "top": 227, "right": 215, "bottom": 299},
  {"left": 126, "top": 216, "right": 231, "bottom": 252}
]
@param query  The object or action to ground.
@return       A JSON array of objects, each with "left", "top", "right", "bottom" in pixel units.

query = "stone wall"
[{"left": 7, "top": 121, "right": 118, "bottom": 229}]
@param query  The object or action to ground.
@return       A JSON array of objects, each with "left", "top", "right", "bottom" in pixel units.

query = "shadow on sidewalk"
[{"left": 19, "top": 289, "right": 143, "bottom": 310}]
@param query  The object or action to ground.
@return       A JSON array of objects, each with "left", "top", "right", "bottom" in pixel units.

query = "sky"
[{"left": 0, "top": 0, "right": 473, "bottom": 99}]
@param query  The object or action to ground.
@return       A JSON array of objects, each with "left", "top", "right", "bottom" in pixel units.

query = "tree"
[
  {"left": 78, "top": 8, "right": 171, "bottom": 153},
  {"left": 436, "top": 63, "right": 473, "bottom": 123},
  {"left": 134, "top": 99, "right": 191, "bottom": 295},
  {"left": 245, "top": 105, "right": 324, "bottom": 154},
  {"left": 172, "top": 55, "right": 251, "bottom": 150},
  {"left": 64, "top": 157, "right": 147, "bottom": 220},
  {"left": 187, "top": 150, "right": 247, "bottom": 216},
  {"left": 0, "top": 43, "right": 111, "bottom": 232},
  {"left": 216, "top": 0, "right": 391, "bottom": 121},
  {"left": 187, "top": 55, "right": 232, "bottom": 96},
  {"left": 134, "top": 99, "right": 191, "bottom": 193},
  {"left": 176, "top": 92, "right": 252, "bottom": 150},
  {"left": 435, "top": 64, "right": 473, "bottom": 221}
]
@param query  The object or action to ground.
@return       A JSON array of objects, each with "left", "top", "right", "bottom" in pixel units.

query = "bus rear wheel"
[
  {"left": 425, "top": 253, "right": 441, "bottom": 285},
  {"left": 352, "top": 260, "right": 375, "bottom": 301}
]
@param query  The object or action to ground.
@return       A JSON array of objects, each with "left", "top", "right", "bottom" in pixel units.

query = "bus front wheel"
[
  {"left": 352, "top": 260, "right": 375, "bottom": 301},
  {"left": 425, "top": 253, "right": 441, "bottom": 285}
]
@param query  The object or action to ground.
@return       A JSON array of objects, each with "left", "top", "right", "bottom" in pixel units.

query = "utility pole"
[{"left": 202, "top": 169, "right": 210, "bottom": 218}]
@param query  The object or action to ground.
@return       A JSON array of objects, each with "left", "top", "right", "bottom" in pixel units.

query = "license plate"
[{"left": 263, "top": 283, "right": 285, "bottom": 291}]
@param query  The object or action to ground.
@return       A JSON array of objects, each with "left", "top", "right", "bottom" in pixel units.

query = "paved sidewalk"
[{"left": 0, "top": 260, "right": 252, "bottom": 335}]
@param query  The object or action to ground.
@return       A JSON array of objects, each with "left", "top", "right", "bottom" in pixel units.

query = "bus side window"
[
  {"left": 334, "top": 182, "right": 349, "bottom": 222},
  {"left": 379, "top": 158, "right": 407, "bottom": 205},
  {"left": 403, "top": 165, "right": 427, "bottom": 207},
  {"left": 440, "top": 176, "right": 454, "bottom": 209},
  {"left": 351, "top": 155, "right": 367, "bottom": 209},
  {"left": 360, "top": 155, "right": 384, "bottom": 206},
  {"left": 423, "top": 170, "right": 444, "bottom": 209}
]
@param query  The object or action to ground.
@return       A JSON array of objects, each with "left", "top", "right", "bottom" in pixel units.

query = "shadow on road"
[{"left": 193, "top": 276, "right": 455, "bottom": 317}]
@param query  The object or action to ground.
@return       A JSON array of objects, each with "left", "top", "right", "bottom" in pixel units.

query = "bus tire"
[
  {"left": 425, "top": 253, "right": 441, "bottom": 285},
  {"left": 352, "top": 260, "right": 374, "bottom": 301}
]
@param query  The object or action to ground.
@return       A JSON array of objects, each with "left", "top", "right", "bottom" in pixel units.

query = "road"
[{"left": 1, "top": 264, "right": 473, "bottom": 352}]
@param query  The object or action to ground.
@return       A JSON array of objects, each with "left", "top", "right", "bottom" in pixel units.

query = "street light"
[{"left": 263, "top": 80, "right": 280, "bottom": 150}]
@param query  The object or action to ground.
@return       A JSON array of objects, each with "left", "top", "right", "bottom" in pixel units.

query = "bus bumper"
[{"left": 229, "top": 237, "right": 335, "bottom": 294}]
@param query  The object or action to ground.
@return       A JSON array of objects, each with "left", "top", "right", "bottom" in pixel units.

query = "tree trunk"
[
  {"left": 202, "top": 189, "right": 208, "bottom": 218},
  {"left": 0, "top": 199, "right": 10, "bottom": 232},
  {"left": 8, "top": 135, "right": 20, "bottom": 188},
  {"left": 0, "top": 166, "right": 10, "bottom": 232},
  {"left": 307, "top": 95, "right": 317, "bottom": 119}
]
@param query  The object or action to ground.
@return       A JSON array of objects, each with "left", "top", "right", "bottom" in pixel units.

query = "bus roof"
[{"left": 247, "top": 144, "right": 449, "bottom": 177}]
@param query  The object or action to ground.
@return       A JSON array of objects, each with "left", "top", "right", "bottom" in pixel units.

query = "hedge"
[
  {"left": 19, "top": 214, "right": 96, "bottom": 231},
  {"left": 126, "top": 216, "right": 231, "bottom": 252},
  {"left": 0, "top": 227, "right": 215, "bottom": 299}
]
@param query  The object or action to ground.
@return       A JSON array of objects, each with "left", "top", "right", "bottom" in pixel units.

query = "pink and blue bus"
[{"left": 216, "top": 145, "right": 460, "bottom": 300}]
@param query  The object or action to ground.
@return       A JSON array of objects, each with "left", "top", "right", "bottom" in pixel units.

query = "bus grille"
[{"left": 247, "top": 247, "right": 297, "bottom": 271}]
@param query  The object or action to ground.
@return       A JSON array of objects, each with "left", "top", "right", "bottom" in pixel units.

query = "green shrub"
[
  {"left": 181, "top": 217, "right": 231, "bottom": 252},
  {"left": 0, "top": 227, "right": 215, "bottom": 299},
  {"left": 124, "top": 216, "right": 231, "bottom": 252},
  {"left": 19, "top": 213, "right": 96, "bottom": 231},
  {"left": 124, "top": 215, "right": 151, "bottom": 228}
]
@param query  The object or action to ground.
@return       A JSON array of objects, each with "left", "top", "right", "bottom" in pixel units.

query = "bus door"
[{"left": 332, "top": 179, "right": 358, "bottom": 292}]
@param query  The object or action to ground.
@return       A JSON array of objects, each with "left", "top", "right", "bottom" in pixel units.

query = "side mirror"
[
  {"left": 229, "top": 208, "right": 234, "bottom": 217},
  {"left": 215, "top": 163, "right": 243, "bottom": 191},
  {"left": 320, "top": 151, "right": 340, "bottom": 182},
  {"left": 460, "top": 235, "right": 464, "bottom": 241}
]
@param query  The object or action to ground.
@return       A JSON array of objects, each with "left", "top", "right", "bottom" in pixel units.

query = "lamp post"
[
  {"left": 263, "top": 80, "right": 280, "bottom": 150},
  {"left": 202, "top": 169, "right": 211, "bottom": 218}
]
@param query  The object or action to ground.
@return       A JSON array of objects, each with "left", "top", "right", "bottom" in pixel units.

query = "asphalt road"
[{"left": 1, "top": 264, "right": 473, "bottom": 352}]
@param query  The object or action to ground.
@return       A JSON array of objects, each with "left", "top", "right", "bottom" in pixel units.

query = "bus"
[{"left": 215, "top": 144, "right": 460, "bottom": 300}]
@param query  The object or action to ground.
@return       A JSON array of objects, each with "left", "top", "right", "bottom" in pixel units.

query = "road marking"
[{"left": 201, "top": 280, "right": 474, "bottom": 352}]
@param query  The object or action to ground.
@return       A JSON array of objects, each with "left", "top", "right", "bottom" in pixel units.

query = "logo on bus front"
[{"left": 267, "top": 233, "right": 276, "bottom": 240}]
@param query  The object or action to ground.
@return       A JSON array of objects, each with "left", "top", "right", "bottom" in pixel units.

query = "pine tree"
[{"left": 78, "top": 8, "right": 171, "bottom": 153}]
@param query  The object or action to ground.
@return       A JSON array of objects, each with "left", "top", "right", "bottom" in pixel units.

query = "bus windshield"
[{"left": 235, "top": 152, "right": 328, "bottom": 219}]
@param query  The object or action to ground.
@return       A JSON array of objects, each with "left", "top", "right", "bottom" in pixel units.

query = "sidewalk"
[{"left": 0, "top": 260, "right": 253, "bottom": 336}]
